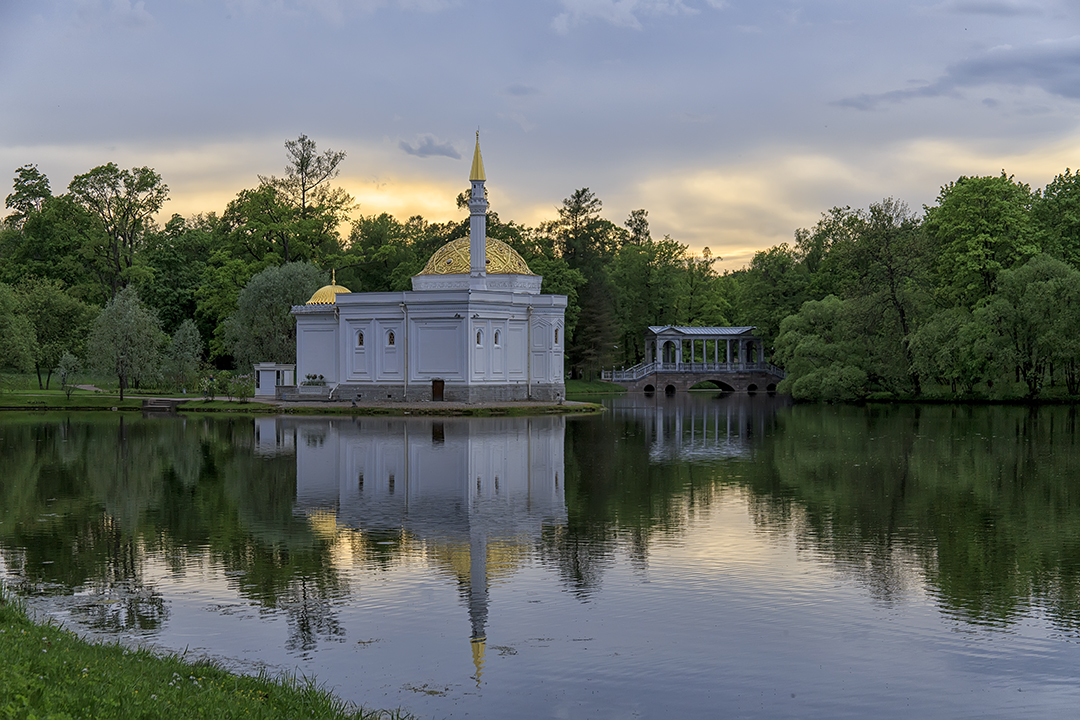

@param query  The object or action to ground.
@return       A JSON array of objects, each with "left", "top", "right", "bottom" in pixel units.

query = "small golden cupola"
[{"left": 306, "top": 269, "right": 351, "bottom": 305}]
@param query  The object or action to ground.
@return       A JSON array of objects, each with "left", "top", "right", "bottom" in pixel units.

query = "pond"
[{"left": 2, "top": 397, "right": 1080, "bottom": 718}]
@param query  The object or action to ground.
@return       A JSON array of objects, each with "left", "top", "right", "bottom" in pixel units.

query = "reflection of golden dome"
[{"left": 418, "top": 237, "right": 535, "bottom": 276}]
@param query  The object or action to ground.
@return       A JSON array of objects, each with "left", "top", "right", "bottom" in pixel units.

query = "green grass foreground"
[{"left": 0, "top": 594, "right": 408, "bottom": 720}]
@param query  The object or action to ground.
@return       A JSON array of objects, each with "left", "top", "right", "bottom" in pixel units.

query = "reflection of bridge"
[
  {"left": 607, "top": 393, "right": 791, "bottom": 463},
  {"left": 602, "top": 326, "right": 786, "bottom": 394}
]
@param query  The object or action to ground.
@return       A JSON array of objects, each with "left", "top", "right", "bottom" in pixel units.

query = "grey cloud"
[
  {"left": 399, "top": 135, "right": 461, "bottom": 159},
  {"left": 74, "top": 0, "right": 154, "bottom": 29},
  {"left": 836, "top": 38, "right": 1080, "bottom": 109},
  {"left": 551, "top": 0, "right": 706, "bottom": 34},
  {"left": 939, "top": 0, "right": 1045, "bottom": 16},
  {"left": 503, "top": 84, "right": 539, "bottom": 96}
]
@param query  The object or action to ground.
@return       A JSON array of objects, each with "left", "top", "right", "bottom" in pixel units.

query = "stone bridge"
[
  {"left": 603, "top": 362, "right": 786, "bottom": 394},
  {"left": 602, "top": 326, "right": 787, "bottom": 394}
]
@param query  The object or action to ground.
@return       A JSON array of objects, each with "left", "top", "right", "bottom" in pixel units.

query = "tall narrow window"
[
  {"left": 476, "top": 329, "right": 483, "bottom": 347},
  {"left": 357, "top": 330, "right": 364, "bottom": 348},
  {"left": 387, "top": 330, "right": 395, "bottom": 346},
  {"left": 554, "top": 327, "right": 559, "bottom": 345},
  {"left": 494, "top": 329, "right": 501, "bottom": 346}
]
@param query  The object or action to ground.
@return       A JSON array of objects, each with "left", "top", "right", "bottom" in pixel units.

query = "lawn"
[{"left": 0, "top": 591, "right": 408, "bottom": 720}]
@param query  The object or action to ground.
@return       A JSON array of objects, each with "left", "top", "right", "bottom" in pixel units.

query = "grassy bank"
[
  {"left": 0, "top": 591, "right": 406, "bottom": 720},
  {"left": 564, "top": 379, "right": 626, "bottom": 395}
]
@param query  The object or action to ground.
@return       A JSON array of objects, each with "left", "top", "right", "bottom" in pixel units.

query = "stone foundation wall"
[{"left": 320, "top": 382, "right": 566, "bottom": 404}]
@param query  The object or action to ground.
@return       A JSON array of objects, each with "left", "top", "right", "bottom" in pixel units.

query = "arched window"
[
  {"left": 554, "top": 327, "right": 559, "bottom": 345},
  {"left": 494, "top": 329, "right": 501, "bottom": 346},
  {"left": 387, "top": 330, "right": 395, "bottom": 346},
  {"left": 476, "top": 329, "right": 483, "bottom": 347},
  {"left": 357, "top": 330, "right": 364, "bottom": 348}
]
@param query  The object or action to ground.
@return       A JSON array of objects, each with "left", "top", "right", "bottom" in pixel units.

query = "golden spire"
[{"left": 469, "top": 131, "right": 486, "bottom": 182}]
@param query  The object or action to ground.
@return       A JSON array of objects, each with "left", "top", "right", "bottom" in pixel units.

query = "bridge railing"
[{"left": 603, "top": 361, "right": 786, "bottom": 382}]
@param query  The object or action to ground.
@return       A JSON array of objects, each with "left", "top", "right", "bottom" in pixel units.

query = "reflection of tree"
[
  {"left": 0, "top": 414, "right": 350, "bottom": 651},
  {"left": 546, "top": 399, "right": 1080, "bottom": 633},
  {"left": 539, "top": 412, "right": 726, "bottom": 596},
  {"left": 741, "top": 404, "right": 1080, "bottom": 630}
]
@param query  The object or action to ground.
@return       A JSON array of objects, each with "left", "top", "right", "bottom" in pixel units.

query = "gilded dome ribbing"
[{"left": 417, "top": 237, "right": 535, "bottom": 276}]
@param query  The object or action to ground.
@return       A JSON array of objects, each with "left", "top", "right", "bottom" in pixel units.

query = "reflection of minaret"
[
  {"left": 290, "top": 415, "right": 566, "bottom": 683},
  {"left": 469, "top": 526, "right": 488, "bottom": 686}
]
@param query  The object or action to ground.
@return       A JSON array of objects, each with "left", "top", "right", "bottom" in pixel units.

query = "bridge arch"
[{"left": 694, "top": 379, "right": 736, "bottom": 392}]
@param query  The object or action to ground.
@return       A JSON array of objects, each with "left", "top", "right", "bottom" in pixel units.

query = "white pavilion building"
[{"left": 260, "top": 136, "right": 567, "bottom": 403}]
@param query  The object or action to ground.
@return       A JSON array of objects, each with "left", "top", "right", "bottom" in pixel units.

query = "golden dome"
[
  {"left": 307, "top": 284, "right": 351, "bottom": 304},
  {"left": 307, "top": 270, "right": 351, "bottom": 305},
  {"left": 417, "top": 237, "right": 535, "bottom": 276}
]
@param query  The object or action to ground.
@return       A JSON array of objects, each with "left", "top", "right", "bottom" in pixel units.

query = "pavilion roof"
[{"left": 647, "top": 325, "right": 756, "bottom": 336}]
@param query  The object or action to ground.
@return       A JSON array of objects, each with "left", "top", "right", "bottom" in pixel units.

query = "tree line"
[
  {"left": 759, "top": 173, "right": 1080, "bottom": 400},
  {"left": 0, "top": 135, "right": 734, "bottom": 391},
  {"left": 3, "top": 134, "right": 1080, "bottom": 400}
]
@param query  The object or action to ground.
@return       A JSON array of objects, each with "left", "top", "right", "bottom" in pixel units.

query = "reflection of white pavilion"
[{"left": 254, "top": 415, "right": 565, "bottom": 680}]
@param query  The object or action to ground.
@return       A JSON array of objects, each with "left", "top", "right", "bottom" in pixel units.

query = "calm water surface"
[{"left": 2, "top": 397, "right": 1080, "bottom": 718}]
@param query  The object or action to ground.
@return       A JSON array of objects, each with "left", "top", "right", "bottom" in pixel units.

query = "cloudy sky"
[{"left": 2, "top": 0, "right": 1080, "bottom": 268}]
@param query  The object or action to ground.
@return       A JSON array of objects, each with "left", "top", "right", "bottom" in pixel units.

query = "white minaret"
[{"left": 468, "top": 131, "right": 488, "bottom": 290}]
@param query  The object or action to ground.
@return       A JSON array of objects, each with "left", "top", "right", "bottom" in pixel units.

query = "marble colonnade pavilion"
[{"left": 603, "top": 325, "right": 786, "bottom": 393}]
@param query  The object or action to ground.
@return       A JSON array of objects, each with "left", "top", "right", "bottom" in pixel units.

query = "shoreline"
[{"left": 0, "top": 395, "right": 605, "bottom": 417}]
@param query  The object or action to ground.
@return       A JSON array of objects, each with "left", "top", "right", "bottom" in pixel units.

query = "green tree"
[
  {"left": 774, "top": 295, "right": 868, "bottom": 401},
  {"left": 1032, "top": 168, "right": 1080, "bottom": 268},
  {"left": 259, "top": 134, "right": 350, "bottom": 221},
  {"left": 541, "top": 189, "right": 625, "bottom": 377},
  {"left": 828, "top": 199, "right": 931, "bottom": 394},
  {"left": 340, "top": 212, "right": 424, "bottom": 292},
  {"left": 221, "top": 185, "right": 303, "bottom": 264},
  {"left": 257, "top": 134, "right": 352, "bottom": 262},
  {"left": 223, "top": 262, "right": 325, "bottom": 370},
  {"left": 908, "top": 308, "right": 992, "bottom": 395},
  {"left": 675, "top": 248, "right": 730, "bottom": 328},
  {"left": 734, "top": 243, "right": 810, "bottom": 347},
  {"left": 14, "top": 276, "right": 97, "bottom": 388},
  {"left": 608, "top": 211, "right": 686, "bottom": 364},
  {"left": 87, "top": 286, "right": 165, "bottom": 400},
  {"left": 68, "top": 163, "right": 170, "bottom": 299},
  {"left": 195, "top": 252, "right": 264, "bottom": 364},
  {"left": 139, "top": 213, "right": 217, "bottom": 336},
  {"left": 546, "top": 188, "right": 624, "bottom": 275},
  {"left": 923, "top": 173, "right": 1036, "bottom": 308},
  {"left": 0, "top": 194, "right": 107, "bottom": 303},
  {"left": 163, "top": 319, "right": 204, "bottom": 392},
  {"left": 0, "top": 283, "right": 35, "bottom": 373},
  {"left": 3, "top": 164, "right": 51, "bottom": 229},
  {"left": 55, "top": 351, "right": 80, "bottom": 399},
  {"left": 975, "top": 254, "right": 1080, "bottom": 398}
]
